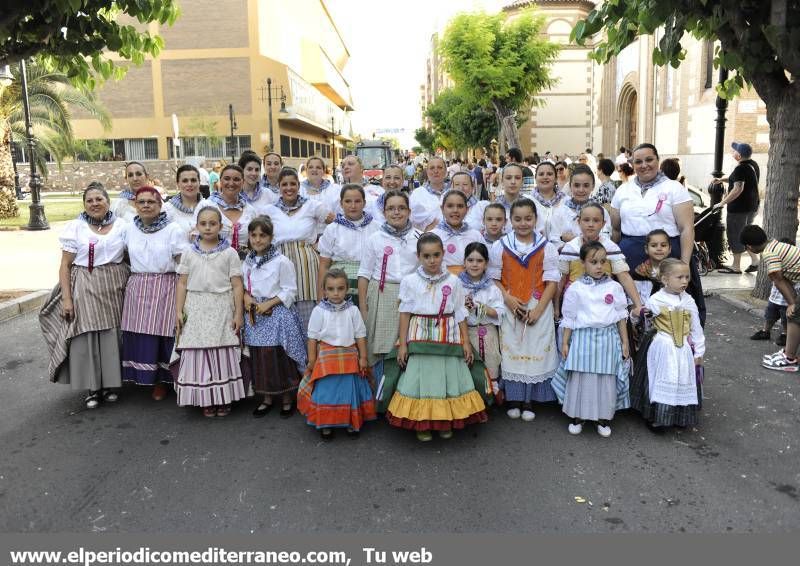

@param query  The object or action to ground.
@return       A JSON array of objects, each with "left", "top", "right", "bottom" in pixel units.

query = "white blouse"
[
  {"left": 111, "top": 197, "right": 137, "bottom": 222},
  {"left": 548, "top": 201, "right": 611, "bottom": 249},
  {"left": 263, "top": 200, "right": 327, "bottom": 245},
  {"left": 611, "top": 177, "right": 692, "bottom": 237},
  {"left": 163, "top": 197, "right": 207, "bottom": 241},
  {"left": 646, "top": 289, "right": 705, "bottom": 357},
  {"left": 463, "top": 282, "right": 505, "bottom": 326},
  {"left": 59, "top": 218, "right": 126, "bottom": 267},
  {"left": 398, "top": 271, "right": 468, "bottom": 323},
  {"left": 318, "top": 219, "right": 381, "bottom": 262},
  {"left": 533, "top": 199, "right": 564, "bottom": 242},
  {"left": 241, "top": 254, "right": 297, "bottom": 308},
  {"left": 242, "top": 187, "right": 275, "bottom": 216},
  {"left": 560, "top": 276, "right": 628, "bottom": 330},
  {"left": 301, "top": 181, "right": 342, "bottom": 214},
  {"left": 194, "top": 201, "right": 258, "bottom": 247},
  {"left": 487, "top": 234, "right": 560, "bottom": 283},
  {"left": 357, "top": 228, "right": 420, "bottom": 283},
  {"left": 122, "top": 222, "right": 187, "bottom": 273},
  {"left": 466, "top": 201, "right": 488, "bottom": 230},
  {"left": 430, "top": 226, "right": 483, "bottom": 267},
  {"left": 307, "top": 304, "right": 367, "bottom": 347},
  {"left": 177, "top": 247, "right": 242, "bottom": 293},
  {"left": 409, "top": 186, "right": 444, "bottom": 229}
]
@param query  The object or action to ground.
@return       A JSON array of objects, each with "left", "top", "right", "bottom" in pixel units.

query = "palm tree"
[{"left": 0, "top": 59, "right": 111, "bottom": 219}]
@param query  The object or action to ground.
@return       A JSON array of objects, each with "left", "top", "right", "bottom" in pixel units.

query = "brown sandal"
[
  {"left": 216, "top": 405, "right": 231, "bottom": 417},
  {"left": 203, "top": 407, "right": 216, "bottom": 418}
]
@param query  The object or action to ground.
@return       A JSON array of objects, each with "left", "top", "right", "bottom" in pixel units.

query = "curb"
[
  {"left": 710, "top": 291, "right": 763, "bottom": 317},
  {"left": 0, "top": 290, "right": 50, "bottom": 323}
]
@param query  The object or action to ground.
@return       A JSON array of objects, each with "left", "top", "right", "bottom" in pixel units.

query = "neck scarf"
[
  {"left": 580, "top": 273, "right": 610, "bottom": 286},
  {"left": 242, "top": 183, "right": 263, "bottom": 204},
  {"left": 302, "top": 178, "right": 330, "bottom": 195},
  {"left": 424, "top": 182, "right": 445, "bottom": 197},
  {"left": 119, "top": 189, "right": 135, "bottom": 201},
  {"left": 436, "top": 219, "right": 471, "bottom": 237},
  {"left": 564, "top": 196, "right": 595, "bottom": 212},
  {"left": 209, "top": 191, "right": 246, "bottom": 211},
  {"left": 245, "top": 245, "right": 280, "bottom": 269},
  {"left": 458, "top": 270, "right": 492, "bottom": 293},
  {"left": 79, "top": 211, "right": 115, "bottom": 227},
  {"left": 496, "top": 193, "right": 516, "bottom": 212},
  {"left": 481, "top": 230, "right": 502, "bottom": 245},
  {"left": 276, "top": 195, "right": 308, "bottom": 214},
  {"left": 192, "top": 235, "right": 229, "bottom": 255},
  {"left": 168, "top": 193, "right": 200, "bottom": 214},
  {"left": 134, "top": 211, "right": 170, "bottom": 234},
  {"left": 531, "top": 187, "right": 565, "bottom": 208},
  {"left": 633, "top": 171, "right": 668, "bottom": 195},
  {"left": 334, "top": 212, "right": 373, "bottom": 230},
  {"left": 381, "top": 220, "right": 414, "bottom": 239},
  {"left": 318, "top": 297, "right": 353, "bottom": 312},
  {"left": 261, "top": 176, "right": 280, "bottom": 195}
]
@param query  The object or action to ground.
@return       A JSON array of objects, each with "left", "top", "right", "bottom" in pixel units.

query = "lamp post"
[
  {"left": 262, "top": 78, "right": 287, "bottom": 152},
  {"left": 228, "top": 103, "right": 237, "bottom": 163},
  {"left": 19, "top": 60, "right": 48, "bottom": 230},
  {"left": 711, "top": 67, "right": 730, "bottom": 180}
]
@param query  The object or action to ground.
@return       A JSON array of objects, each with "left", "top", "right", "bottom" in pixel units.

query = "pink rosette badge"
[
  {"left": 438, "top": 284, "right": 452, "bottom": 317},
  {"left": 604, "top": 293, "right": 614, "bottom": 304},
  {"left": 447, "top": 243, "right": 456, "bottom": 254},
  {"left": 477, "top": 326, "right": 487, "bottom": 359},
  {"left": 384, "top": 246, "right": 394, "bottom": 256},
  {"left": 654, "top": 192, "right": 668, "bottom": 215},
  {"left": 533, "top": 290, "right": 542, "bottom": 300}
]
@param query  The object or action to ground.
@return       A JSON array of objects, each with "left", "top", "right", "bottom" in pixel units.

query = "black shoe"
[
  {"left": 320, "top": 428, "right": 334, "bottom": 441},
  {"left": 252, "top": 403, "right": 273, "bottom": 418},
  {"left": 279, "top": 404, "right": 295, "bottom": 419},
  {"left": 646, "top": 422, "right": 667, "bottom": 434},
  {"left": 777, "top": 334, "right": 787, "bottom": 347},
  {"left": 346, "top": 428, "right": 360, "bottom": 439},
  {"left": 745, "top": 264, "right": 759, "bottom": 273},
  {"left": 750, "top": 330, "right": 771, "bottom": 340}
]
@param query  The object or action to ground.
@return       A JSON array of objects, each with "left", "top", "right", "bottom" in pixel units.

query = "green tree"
[
  {"left": 1, "top": 1, "right": 179, "bottom": 87},
  {"left": 414, "top": 127, "right": 437, "bottom": 154},
  {"left": 425, "top": 87, "right": 498, "bottom": 151},
  {"left": 439, "top": 9, "right": 560, "bottom": 150},
  {"left": 0, "top": 59, "right": 111, "bottom": 219},
  {"left": 573, "top": 0, "right": 800, "bottom": 298},
  {"left": 73, "top": 139, "right": 114, "bottom": 161}
]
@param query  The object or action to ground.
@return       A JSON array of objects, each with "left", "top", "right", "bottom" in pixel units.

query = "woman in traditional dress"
[
  {"left": 201, "top": 164, "right": 258, "bottom": 257},
  {"left": 409, "top": 156, "right": 447, "bottom": 230},
  {"left": 163, "top": 164, "right": 206, "bottom": 239},
  {"left": 39, "top": 182, "right": 130, "bottom": 409},
  {"left": 530, "top": 161, "right": 566, "bottom": 243},
  {"left": 112, "top": 161, "right": 150, "bottom": 222},
  {"left": 238, "top": 152, "right": 272, "bottom": 215},
  {"left": 260, "top": 152, "right": 283, "bottom": 202},
  {"left": 119, "top": 186, "right": 187, "bottom": 400},
  {"left": 300, "top": 155, "right": 340, "bottom": 228}
]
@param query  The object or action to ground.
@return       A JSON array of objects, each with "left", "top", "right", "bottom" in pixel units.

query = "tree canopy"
[
  {"left": 439, "top": 9, "right": 560, "bottom": 149},
  {"left": 1, "top": 1, "right": 180, "bottom": 87},
  {"left": 425, "top": 87, "right": 498, "bottom": 151}
]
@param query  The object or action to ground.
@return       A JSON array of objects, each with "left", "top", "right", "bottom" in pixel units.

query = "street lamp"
[
  {"left": 260, "top": 78, "right": 287, "bottom": 152},
  {"left": 228, "top": 103, "right": 237, "bottom": 163},
  {"left": 19, "top": 59, "right": 48, "bottom": 230},
  {"left": 711, "top": 67, "right": 730, "bottom": 180}
]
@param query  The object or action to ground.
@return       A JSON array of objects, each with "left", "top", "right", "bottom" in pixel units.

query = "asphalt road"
[{"left": 1, "top": 296, "right": 798, "bottom": 534}]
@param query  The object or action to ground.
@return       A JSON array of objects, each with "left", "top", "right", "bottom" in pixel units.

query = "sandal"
[
  {"left": 745, "top": 264, "right": 759, "bottom": 273},
  {"left": 717, "top": 266, "right": 742, "bottom": 274},
  {"left": 85, "top": 391, "right": 101, "bottom": 409},
  {"left": 216, "top": 405, "right": 231, "bottom": 417},
  {"left": 203, "top": 407, "right": 216, "bottom": 418},
  {"left": 102, "top": 389, "right": 118, "bottom": 403}
]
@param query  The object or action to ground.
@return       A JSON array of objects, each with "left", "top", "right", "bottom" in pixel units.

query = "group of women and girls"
[{"left": 39, "top": 142, "right": 706, "bottom": 442}]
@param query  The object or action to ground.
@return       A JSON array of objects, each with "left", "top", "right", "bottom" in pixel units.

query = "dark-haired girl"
[
  {"left": 461, "top": 242, "right": 505, "bottom": 401},
  {"left": 164, "top": 164, "right": 207, "bottom": 238},
  {"left": 200, "top": 164, "right": 258, "bottom": 255},
  {"left": 263, "top": 167, "right": 330, "bottom": 329},
  {"left": 260, "top": 152, "right": 283, "bottom": 202},
  {"left": 431, "top": 189, "right": 482, "bottom": 275},
  {"left": 530, "top": 161, "right": 565, "bottom": 243},
  {"left": 549, "top": 165, "right": 611, "bottom": 251},
  {"left": 113, "top": 161, "right": 150, "bottom": 222},
  {"left": 489, "top": 198, "right": 560, "bottom": 422},
  {"left": 238, "top": 153, "right": 273, "bottom": 215},
  {"left": 243, "top": 216, "right": 307, "bottom": 418}
]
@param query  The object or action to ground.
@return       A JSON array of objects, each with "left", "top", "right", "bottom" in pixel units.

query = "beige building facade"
[{"left": 70, "top": 0, "right": 354, "bottom": 169}]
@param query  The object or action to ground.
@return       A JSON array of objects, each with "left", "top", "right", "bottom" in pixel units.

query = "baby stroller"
[{"left": 693, "top": 206, "right": 723, "bottom": 276}]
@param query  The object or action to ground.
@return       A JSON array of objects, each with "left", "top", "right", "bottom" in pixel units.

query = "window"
[
  {"left": 280, "top": 135, "right": 290, "bottom": 156},
  {"left": 300, "top": 139, "right": 308, "bottom": 157},
  {"left": 291, "top": 137, "right": 300, "bottom": 157},
  {"left": 168, "top": 135, "right": 250, "bottom": 159}
]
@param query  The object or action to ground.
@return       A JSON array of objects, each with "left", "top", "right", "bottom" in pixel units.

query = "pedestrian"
[
  {"left": 430, "top": 189, "right": 482, "bottom": 275},
  {"left": 593, "top": 158, "right": 617, "bottom": 208},
  {"left": 617, "top": 162, "right": 633, "bottom": 184},
  {"left": 239, "top": 153, "right": 271, "bottom": 215},
  {"left": 243, "top": 216, "right": 307, "bottom": 418},
  {"left": 714, "top": 142, "right": 761, "bottom": 274},
  {"left": 530, "top": 161, "right": 565, "bottom": 243},
  {"left": 174, "top": 206, "right": 246, "bottom": 417},
  {"left": 317, "top": 184, "right": 380, "bottom": 304},
  {"left": 113, "top": 161, "right": 149, "bottom": 222},
  {"left": 489, "top": 198, "right": 560, "bottom": 421},
  {"left": 551, "top": 241, "right": 631, "bottom": 437},
  {"left": 208, "top": 161, "right": 222, "bottom": 194},
  {"left": 548, "top": 164, "right": 611, "bottom": 251},
  {"left": 357, "top": 190, "right": 420, "bottom": 385},
  {"left": 460, "top": 242, "right": 505, "bottom": 403},
  {"left": 39, "top": 182, "right": 130, "bottom": 409},
  {"left": 449, "top": 171, "right": 481, "bottom": 227},
  {"left": 300, "top": 156, "right": 340, "bottom": 235},
  {"left": 164, "top": 165, "right": 207, "bottom": 240},
  {"left": 120, "top": 186, "right": 187, "bottom": 400},
  {"left": 410, "top": 157, "right": 448, "bottom": 230},
  {"left": 260, "top": 152, "right": 282, "bottom": 201},
  {"left": 298, "top": 269, "right": 375, "bottom": 440},
  {"left": 202, "top": 164, "right": 258, "bottom": 257},
  {"left": 480, "top": 202, "right": 507, "bottom": 247},
  {"left": 385, "top": 233, "right": 488, "bottom": 441},
  {"left": 554, "top": 161, "right": 571, "bottom": 194},
  {"left": 196, "top": 158, "right": 211, "bottom": 199}
]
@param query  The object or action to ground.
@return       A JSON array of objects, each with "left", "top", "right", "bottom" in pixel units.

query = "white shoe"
[
  {"left": 521, "top": 410, "right": 536, "bottom": 422},
  {"left": 763, "top": 349, "right": 785, "bottom": 361},
  {"left": 568, "top": 422, "right": 583, "bottom": 435},
  {"left": 506, "top": 408, "right": 521, "bottom": 419},
  {"left": 597, "top": 424, "right": 612, "bottom": 437}
]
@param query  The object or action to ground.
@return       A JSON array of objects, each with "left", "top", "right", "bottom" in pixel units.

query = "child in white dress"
[{"left": 430, "top": 190, "right": 483, "bottom": 275}]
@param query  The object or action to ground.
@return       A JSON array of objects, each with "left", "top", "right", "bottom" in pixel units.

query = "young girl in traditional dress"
[
  {"left": 461, "top": 242, "right": 505, "bottom": 403},
  {"left": 548, "top": 165, "right": 611, "bottom": 251},
  {"left": 175, "top": 206, "right": 246, "bottom": 417},
  {"left": 164, "top": 165, "right": 206, "bottom": 240},
  {"left": 121, "top": 186, "right": 187, "bottom": 400},
  {"left": 317, "top": 184, "right": 380, "bottom": 304},
  {"left": 430, "top": 190, "right": 482, "bottom": 275},
  {"left": 489, "top": 198, "right": 560, "bottom": 421},
  {"left": 480, "top": 203, "right": 507, "bottom": 247},
  {"left": 112, "top": 161, "right": 149, "bottom": 222},
  {"left": 387, "top": 233, "right": 488, "bottom": 441},
  {"left": 630, "top": 258, "right": 705, "bottom": 431},
  {"left": 630, "top": 229, "right": 672, "bottom": 304},
  {"left": 242, "top": 216, "right": 307, "bottom": 418},
  {"left": 298, "top": 269, "right": 375, "bottom": 440},
  {"left": 357, "top": 190, "right": 420, "bottom": 382},
  {"left": 551, "top": 241, "right": 630, "bottom": 437},
  {"left": 449, "top": 171, "right": 481, "bottom": 228}
]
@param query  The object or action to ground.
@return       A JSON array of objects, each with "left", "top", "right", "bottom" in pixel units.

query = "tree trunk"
[
  {"left": 753, "top": 86, "right": 800, "bottom": 299},
  {"left": 491, "top": 99, "right": 521, "bottom": 151},
  {"left": 0, "top": 123, "right": 20, "bottom": 220}
]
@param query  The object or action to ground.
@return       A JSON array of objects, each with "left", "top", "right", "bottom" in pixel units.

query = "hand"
[
  {"left": 243, "top": 295, "right": 253, "bottom": 311},
  {"left": 713, "top": 202, "right": 724, "bottom": 210},
  {"left": 62, "top": 298, "right": 74, "bottom": 321},
  {"left": 397, "top": 344, "right": 409, "bottom": 369},
  {"left": 694, "top": 356, "right": 704, "bottom": 366},
  {"left": 359, "top": 306, "right": 368, "bottom": 323},
  {"left": 622, "top": 342, "right": 630, "bottom": 360},
  {"left": 463, "top": 345, "right": 474, "bottom": 366},
  {"left": 175, "top": 313, "right": 184, "bottom": 335},
  {"left": 526, "top": 308, "right": 541, "bottom": 326},
  {"left": 788, "top": 304, "right": 796, "bottom": 319},
  {"left": 561, "top": 342, "right": 570, "bottom": 359},
  {"left": 630, "top": 306, "right": 643, "bottom": 319},
  {"left": 711, "top": 178, "right": 723, "bottom": 185},
  {"left": 231, "top": 314, "right": 243, "bottom": 334},
  {"left": 553, "top": 305, "right": 561, "bottom": 320},
  {"left": 504, "top": 294, "right": 523, "bottom": 314},
  {"left": 561, "top": 231, "right": 576, "bottom": 242},
  {"left": 465, "top": 295, "right": 475, "bottom": 311},
  {"left": 359, "top": 356, "right": 369, "bottom": 373}
]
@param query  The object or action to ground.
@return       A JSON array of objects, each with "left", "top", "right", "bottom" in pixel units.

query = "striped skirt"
[
  {"left": 365, "top": 279, "right": 401, "bottom": 365},
  {"left": 297, "top": 343, "right": 376, "bottom": 430},
  {"left": 279, "top": 240, "right": 319, "bottom": 303},
  {"left": 39, "top": 262, "right": 130, "bottom": 382},
  {"left": 176, "top": 347, "right": 245, "bottom": 407}
]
